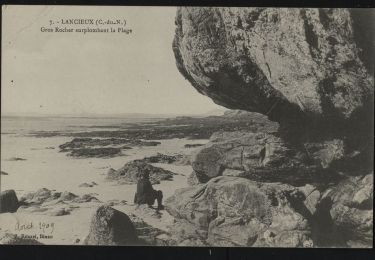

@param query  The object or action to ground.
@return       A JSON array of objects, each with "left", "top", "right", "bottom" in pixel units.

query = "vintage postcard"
[{"left": 1, "top": 5, "right": 373, "bottom": 247}]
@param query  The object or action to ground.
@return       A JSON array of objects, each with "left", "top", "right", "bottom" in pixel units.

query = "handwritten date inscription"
[{"left": 15, "top": 221, "right": 55, "bottom": 234}]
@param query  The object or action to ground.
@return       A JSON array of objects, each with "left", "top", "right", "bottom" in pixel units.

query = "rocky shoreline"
[
  {"left": 163, "top": 7, "right": 373, "bottom": 248},
  {"left": 28, "top": 111, "right": 277, "bottom": 140},
  {"left": 1, "top": 7, "right": 373, "bottom": 247}
]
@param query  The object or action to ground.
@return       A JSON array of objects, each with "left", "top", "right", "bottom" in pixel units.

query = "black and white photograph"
[{"left": 1, "top": 5, "right": 373, "bottom": 248}]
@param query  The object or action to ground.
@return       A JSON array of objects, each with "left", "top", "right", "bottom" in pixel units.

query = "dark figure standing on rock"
[{"left": 134, "top": 169, "right": 164, "bottom": 210}]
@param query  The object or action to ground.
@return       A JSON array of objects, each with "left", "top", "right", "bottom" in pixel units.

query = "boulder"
[
  {"left": 175, "top": 154, "right": 192, "bottom": 166},
  {"left": 298, "top": 184, "right": 322, "bottom": 216},
  {"left": 18, "top": 188, "right": 99, "bottom": 214},
  {"left": 107, "top": 168, "right": 116, "bottom": 176},
  {"left": 167, "top": 219, "right": 208, "bottom": 246},
  {"left": 165, "top": 176, "right": 313, "bottom": 247},
  {"left": 84, "top": 206, "right": 138, "bottom": 245},
  {"left": 191, "top": 131, "right": 344, "bottom": 185},
  {"left": 128, "top": 213, "right": 172, "bottom": 246},
  {"left": 171, "top": 7, "right": 373, "bottom": 248},
  {"left": 0, "top": 190, "right": 19, "bottom": 213},
  {"left": 19, "top": 188, "right": 61, "bottom": 206},
  {"left": 134, "top": 204, "right": 162, "bottom": 219},
  {"left": 59, "top": 191, "right": 78, "bottom": 201},
  {"left": 106, "top": 160, "right": 176, "bottom": 185},
  {"left": 303, "top": 139, "right": 345, "bottom": 169},
  {"left": 142, "top": 153, "right": 183, "bottom": 164},
  {"left": 173, "top": 7, "right": 374, "bottom": 138},
  {"left": 313, "top": 173, "right": 373, "bottom": 247},
  {"left": 222, "top": 168, "right": 247, "bottom": 177},
  {"left": 187, "top": 171, "right": 202, "bottom": 186},
  {"left": 73, "top": 194, "right": 100, "bottom": 203}
]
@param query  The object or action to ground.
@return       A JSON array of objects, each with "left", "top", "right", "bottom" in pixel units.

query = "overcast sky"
[{"left": 2, "top": 5, "right": 222, "bottom": 115}]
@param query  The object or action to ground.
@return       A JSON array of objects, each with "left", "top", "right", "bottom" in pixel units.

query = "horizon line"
[{"left": 1, "top": 109, "right": 227, "bottom": 118}]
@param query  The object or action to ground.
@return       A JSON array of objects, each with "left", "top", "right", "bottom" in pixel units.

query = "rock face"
[
  {"left": 173, "top": 7, "right": 374, "bottom": 138},
  {"left": 106, "top": 160, "right": 176, "bottom": 185},
  {"left": 128, "top": 213, "right": 174, "bottom": 246},
  {"left": 191, "top": 131, "right": 344, "bottom": 185},
  {"left": 184, "top": 130, "right": 372, "bottom": 247},
  {"left": 166, "top": 176, "right": 313, "bottom": 247},
  {"left": 167, "top": 219, "right": 209, "bottom": 246},
  {"left": 0, "top": 190, "right": 19, "bottom": 213},
  {"left": 313, "top": 174, "right": 373, "bottom": 247},
  {"left": 170, "top": 7, "right": 373, "bottom": 248},
  {"left": 84, "top": 206, "right": 138, "bottom": 245},
  {"left": 187, "top": 171, "right": 202, "bottom": 186}
]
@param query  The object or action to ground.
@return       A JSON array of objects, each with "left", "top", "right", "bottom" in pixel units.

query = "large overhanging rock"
[{"left": 173, "top": 7, "right": 374, "bottom": 136}]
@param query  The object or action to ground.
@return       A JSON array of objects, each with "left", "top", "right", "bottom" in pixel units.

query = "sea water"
[{"left": 1, "top": 116, "right": 204, "bottom": 197}]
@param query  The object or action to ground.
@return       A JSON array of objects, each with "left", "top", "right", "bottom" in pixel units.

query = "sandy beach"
[{"left": 0, "top": 117, "right": 207, "bottom": 245}]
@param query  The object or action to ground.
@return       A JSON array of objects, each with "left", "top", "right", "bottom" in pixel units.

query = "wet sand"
[{"left": 0, "top": 133, "right": 206, "bottom": 245}]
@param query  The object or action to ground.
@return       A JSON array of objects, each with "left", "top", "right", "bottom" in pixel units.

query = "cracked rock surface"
[
  {"left": 169, "top": 7, "right": 373, "bottom": 247},
  {"left": 165, "top": 176, "right": 314, "bottom": 247},
  {"left": 173, "top": 7, "right": 373, "bottom": 136}
]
